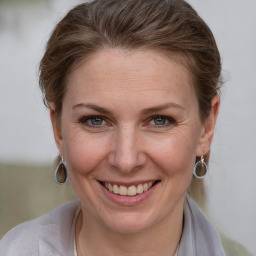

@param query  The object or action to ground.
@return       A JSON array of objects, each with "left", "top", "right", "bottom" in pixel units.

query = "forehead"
[{"left": 65, "top": 48, "right": 197, "bottom": 109}]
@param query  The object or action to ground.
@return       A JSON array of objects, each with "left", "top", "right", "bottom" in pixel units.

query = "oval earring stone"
[
  {"left": 193, "top": 159, "right": 208, "bottom": 179},
  {"left": 55, "top": 161, "right": 67, "bottom": 184},
  {"left": 195, "top": 162, "right": 207, "bottom": 177}
]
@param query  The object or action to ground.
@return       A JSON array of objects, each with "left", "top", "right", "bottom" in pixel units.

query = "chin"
[{"left": 101, "top": 211, "right": 157, "bottom": 234}]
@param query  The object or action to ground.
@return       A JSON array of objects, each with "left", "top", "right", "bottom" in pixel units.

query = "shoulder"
[
  {"left": 0, "top": 200, "right": 80, "bottom": 256},
  {"left": 185, "top": 196, "right": 254, "bottom": 256},
  {"left": 180, "top": 195, "right": 226, "bottom": 256}
]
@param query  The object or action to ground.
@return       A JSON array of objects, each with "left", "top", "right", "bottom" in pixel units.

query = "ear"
[
  {"left": 50, "top": 104, "right": 63, "bottom": 154},
  {"left": 196, "top": 95, "right": 220, "bottom": 156}
]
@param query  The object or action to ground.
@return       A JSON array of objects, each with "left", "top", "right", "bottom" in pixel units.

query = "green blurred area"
[
  {"left": 0, "top": 162, "right": 76, "bottom": 238},
  {"left": 219, "top": 232, "right": 254, "bottom": 256}
]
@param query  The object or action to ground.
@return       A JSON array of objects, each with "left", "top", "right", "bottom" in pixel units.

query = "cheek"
[
  {"left": 146, "top": 132, "right": 198, "bottom": 175},
  {"left": 63, "top": 131, "right": 109, "bottom": 176}
]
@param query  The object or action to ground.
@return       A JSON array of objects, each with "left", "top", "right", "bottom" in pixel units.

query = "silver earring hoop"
[
  {"left": 55, "top": 155, "right": 68, "bottom": 184},
  {"left": 193, "top": 156, "right": 208, "bottom": 179}
]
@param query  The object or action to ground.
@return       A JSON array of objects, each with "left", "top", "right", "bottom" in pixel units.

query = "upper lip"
[{"left": 98, "top": 180, "right": 160, "bottom": 187}]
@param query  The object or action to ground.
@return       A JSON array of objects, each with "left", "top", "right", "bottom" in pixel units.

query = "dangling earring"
[
  {"left": 193, "top": 155, "right": 208, "bottom": 179},
  {"left": 55, "top": 155, "right": 68, "bottom": 184}
]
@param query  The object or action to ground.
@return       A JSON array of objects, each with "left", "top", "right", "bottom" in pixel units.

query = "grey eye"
[
  {"left": 90, "top": 117, "right": 104, "bottom": 125},
  {"left": 153, "top": 117, "right": 168, "bottom": 125}
]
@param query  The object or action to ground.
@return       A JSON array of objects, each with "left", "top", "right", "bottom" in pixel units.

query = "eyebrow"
[
  {"left": 72, "top": 103, "right": 112, "bottom": 115},
  {"left": 141, "top": 103, "right": 185, "bottom": 115},
  {"left": 72, "top": 102, "right": 184, "bottom": 115}
]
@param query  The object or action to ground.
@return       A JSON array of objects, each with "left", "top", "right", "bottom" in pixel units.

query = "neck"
[{"left": 76, "top": 200, "right": 184, "bottom": 256}]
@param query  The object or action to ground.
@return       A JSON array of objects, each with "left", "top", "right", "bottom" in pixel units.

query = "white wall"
[
  {"left": 188, "top": 1, "right": 256, "bottom": 253},
  {"left": 0, "top": 0, "right": 255, "bottom": 254}
]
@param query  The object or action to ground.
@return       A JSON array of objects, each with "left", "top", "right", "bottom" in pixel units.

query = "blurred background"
[{"left": 0, "top": 0, "right": 255, "bottom": 255}]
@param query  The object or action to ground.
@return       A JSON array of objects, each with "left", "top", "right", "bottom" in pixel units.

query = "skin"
[{"left": 50, "top": 48, "right": 220, "bottom": 256}]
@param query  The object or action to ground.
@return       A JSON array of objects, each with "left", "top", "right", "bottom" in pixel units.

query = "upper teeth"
[{"left": 104, "top": 182, "right": 154, "bottom": 196}]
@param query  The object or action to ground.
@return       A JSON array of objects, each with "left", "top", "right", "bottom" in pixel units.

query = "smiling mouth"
[{"left": 99, "top": 180, "right": 160, "bottom": 196}]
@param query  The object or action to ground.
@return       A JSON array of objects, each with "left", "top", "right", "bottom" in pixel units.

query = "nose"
[{"left": 108, "top": 124, "right": 147, "bottom": 174}]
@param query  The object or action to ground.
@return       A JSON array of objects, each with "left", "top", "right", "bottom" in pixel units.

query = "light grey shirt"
[{"left": 0, "top": 195, "right": 226, "bottom": 255}]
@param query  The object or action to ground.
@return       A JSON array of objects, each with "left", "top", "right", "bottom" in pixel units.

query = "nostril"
[
  {"left": 108, "top": 130, "right": 147, "bottom": 173},
  {"left": 108, "top": 155, "right": 146, "bottom": 174},
  {"left": 108, "top": 148, "right": 148, "bottom": 174}
]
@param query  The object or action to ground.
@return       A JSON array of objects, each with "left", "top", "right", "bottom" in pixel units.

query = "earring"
[
  {"left": 193, "top": 155, "right": 208, "bottom": 179},
  {"left": 55, "top": 155, "right": 68, "bottom": 184}
]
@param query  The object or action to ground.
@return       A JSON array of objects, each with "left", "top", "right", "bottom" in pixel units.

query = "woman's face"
[{"left": 51, "top": 48, "right": 218, "bottom": 233}]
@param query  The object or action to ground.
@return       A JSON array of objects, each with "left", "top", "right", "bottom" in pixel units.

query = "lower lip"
[{"left": 100, "top": 182, "right": 159, "bottom": 206}]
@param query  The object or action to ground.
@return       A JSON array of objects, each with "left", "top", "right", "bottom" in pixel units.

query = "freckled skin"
[{"left": 50, "top": 48, "right": 219, "bottom": 255}]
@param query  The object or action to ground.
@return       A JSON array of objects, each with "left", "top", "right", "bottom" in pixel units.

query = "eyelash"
[
  {"left": 146, "top": 115, "right": 176, "bottom": 128},
  {"left": 79, "top": 115, "right": 108, "bottom": 128},
  {"left": 79, "top": 115, "right": 176, "bottom": 129}
]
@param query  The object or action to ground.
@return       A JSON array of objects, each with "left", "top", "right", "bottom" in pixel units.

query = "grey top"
[{"left": 0, "top": 195, "right": 226, "bottom": 256}]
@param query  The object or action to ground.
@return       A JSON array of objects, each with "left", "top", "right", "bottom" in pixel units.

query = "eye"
[
  {"left": 148, "top": 115, "right": 176, "bottom": 127},
  {"left": 152, "top": 116, "right": 167, "bottom": 126},
  {"left": 89, "top": 117, "right": 104, "bottom": 126},
  {"left": 80, "top": 115, "right": 107, "bottom": 128}
]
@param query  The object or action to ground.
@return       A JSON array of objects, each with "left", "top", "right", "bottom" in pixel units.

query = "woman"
[{"left": 0, "top": 0, "right": 226, "bottom": 255}]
